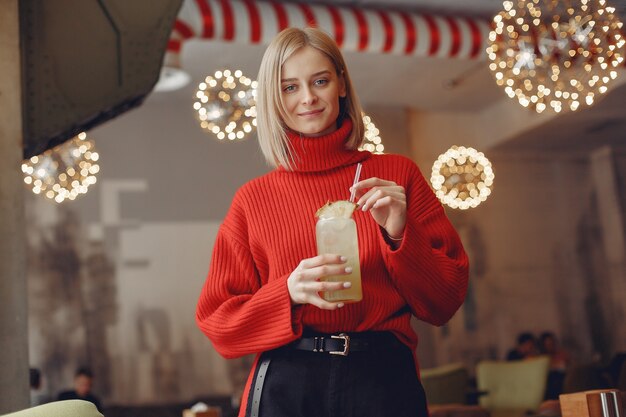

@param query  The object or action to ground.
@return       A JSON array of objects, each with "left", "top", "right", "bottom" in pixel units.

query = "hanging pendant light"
[
  {"left": 193, "top": 69, "right": 257, "bottom": 141},
  {"left": 22, "top": 132, "right": 100, "bottom": 204},
  {"left": 431, "top": 146, "right": 494, "bottom": 210},
  {"left": 486, "top": 0, "right": 625, "bottom": 113}
]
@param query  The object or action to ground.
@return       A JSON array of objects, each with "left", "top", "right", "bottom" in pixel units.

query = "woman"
[{"left": 196, "top": 27, "right": 469, "bottom": 417}]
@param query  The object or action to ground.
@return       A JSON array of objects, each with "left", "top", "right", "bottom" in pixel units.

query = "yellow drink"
[{"left": 316, "top": 216, "right": 362, "bottom": 302}]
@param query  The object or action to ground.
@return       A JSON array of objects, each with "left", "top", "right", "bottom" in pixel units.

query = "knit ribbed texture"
[{"left": 196, "top": 120, "right": 469, "bottom": 415}]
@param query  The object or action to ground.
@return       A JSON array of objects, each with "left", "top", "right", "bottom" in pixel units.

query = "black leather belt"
[
  {"left": 290, "top": 332, "right": 402, "bottom": 356},
  {"left": 248, "top": 332, "right": 403, "bottom": 416},
  {"left": 249, "top": 354, "right": 271, "bottom": 417}
]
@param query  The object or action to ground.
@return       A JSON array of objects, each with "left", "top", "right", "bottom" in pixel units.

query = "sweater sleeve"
[
  {"left": 195, "top": 196, "right": 304, "bottom": 358},
  {"left": 380, "top": 161, "right": 469, "bottom": 326}
]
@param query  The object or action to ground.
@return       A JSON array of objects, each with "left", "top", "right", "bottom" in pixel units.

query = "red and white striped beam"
[{"left": 166, "top": 0, "right": 491, "bottom": 67}]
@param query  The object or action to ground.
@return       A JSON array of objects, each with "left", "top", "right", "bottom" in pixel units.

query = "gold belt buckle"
[{"left": 329, "top": 333, "right": 350, "bottom": 356}]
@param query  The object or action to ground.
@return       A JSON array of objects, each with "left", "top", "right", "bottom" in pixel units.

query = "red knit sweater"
[{"left": 196, "top": 119, "right": 469, "bottom": 414}]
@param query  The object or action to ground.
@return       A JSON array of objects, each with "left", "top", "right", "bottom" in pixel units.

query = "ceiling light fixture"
[
  {"left": 193, "top": 69, "right": 257, "bottom": 141},
  {"left": 22, "top": 132, "right": 100, "bottom": 204},
  {"left": 486, "top": 0, "right": 625, "bottom": 113},
  {"left": 431, "top": 146, "right": 494, "bottom": 210},
  {"left": 154, "top": 52, "right": 191, "bottom": 92}
]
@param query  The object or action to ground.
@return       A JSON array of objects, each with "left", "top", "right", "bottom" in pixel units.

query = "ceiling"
[
  {"left": 305, "top": 0, "right": 503, "bottom": 17},
  {"left": 163, "top": 0, "right": 508, "bottom": 111},
  {"left": 155, "top": 0, "right": 626, "bottom": 153}
]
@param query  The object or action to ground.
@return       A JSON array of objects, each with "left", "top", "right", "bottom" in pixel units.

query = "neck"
[{"left": 281, "top": 118, "right": 370, "bottom": 172}]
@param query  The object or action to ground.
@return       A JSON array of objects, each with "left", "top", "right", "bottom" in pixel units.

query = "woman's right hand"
[{"left": 287, "top": 254, "right": 352, "bottom": 310}]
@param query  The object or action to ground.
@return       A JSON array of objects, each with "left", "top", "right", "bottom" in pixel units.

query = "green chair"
[
  {"left": 476, "top": 355, "right": 550, "bottom": 417},
  {"left": 0, "top": 400, "right": 103, "bottom": 417},
  {"left": 421, "top": 362, "right": 470, "bottom": 405}
]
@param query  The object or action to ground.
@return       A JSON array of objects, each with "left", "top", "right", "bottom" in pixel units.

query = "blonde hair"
[{"left": 256, "top": 27, "right": 365, "bottom": 170}]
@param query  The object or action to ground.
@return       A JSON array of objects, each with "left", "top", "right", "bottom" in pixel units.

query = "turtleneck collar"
[{"left": 281, "top": 118, "right": 370, "bottom": 173}]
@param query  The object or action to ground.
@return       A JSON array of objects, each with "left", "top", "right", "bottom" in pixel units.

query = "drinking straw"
[{"left": 349, "top": 162, "right": 362, "bottom": 203}]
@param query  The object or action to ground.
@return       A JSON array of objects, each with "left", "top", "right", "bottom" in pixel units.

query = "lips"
[{"left": 298, "top": 109, "right": 324, "bottom": 117}]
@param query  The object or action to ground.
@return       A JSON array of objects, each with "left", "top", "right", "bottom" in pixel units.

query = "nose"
[{"left": 301, "top": 86, "right": 317, "bottom": 105}]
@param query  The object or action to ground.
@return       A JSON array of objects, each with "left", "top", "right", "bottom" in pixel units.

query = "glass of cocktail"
[{"left": 315, "top": 200, "right": 362, "bottom": 303}]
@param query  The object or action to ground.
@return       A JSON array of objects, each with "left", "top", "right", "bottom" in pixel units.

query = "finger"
[
  {"left": 383, "top": 191, "right": 406, "bottom": 202},
  {"left": 354, "top": 186, "right": 404, "bottom": 207},
  {"left": 359, "top": 189, "right": 383, "bottom": 212},
  {"left": 356, "top": 187, "right": 386, "bottom": 208},
  {"left": 308, "top": 296, "right": 345, "bottom": 310},
  {"left": 364, "top": 193, "right": 406, "bottom": 212},
  {"left": 372, "top": 195, "right": 408, "bottom": 210},
  {"left": 352, "top": 185, "right": 384, "bottom": 202},
  {"left": 356, "top": 186, "right": 404, "bottom": 208},
  {"left": 372, "top": 195, "right": 394, "bottom": 209},
  {"left": 304, "top": 280, "right": 351, "bottom": 293},
  {"left": 355, "top": 188, "right": 377, "bottom": 207},
  {"left": 299, "top": 254, "right": 347, "bottom": 270},
  {"left": 359, "top": 189, "right": 406, "bottom": 211},
  {"left": 308, "top": 265, "right": 352, "bottom": 279},
  {"left": 360, "top": 189, "right": 404, "bottom": 211},
  {"left": 300, "top": 264, "right": 353, "bottom": 282},
  {"left": 351, "top": 177, "right": 396, "bottom": 191}
]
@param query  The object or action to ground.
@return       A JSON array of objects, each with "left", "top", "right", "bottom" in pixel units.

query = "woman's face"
[{"left": 280, "top": 46, "right": 346, "bottom": 137}]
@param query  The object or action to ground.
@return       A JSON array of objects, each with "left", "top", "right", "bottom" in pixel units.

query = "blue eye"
[
  {"left": 314, "top": 79, "right": 328, "bottom": 86},
  {"left": 282, "top": 85, "right": 296, "bottom": 93}
]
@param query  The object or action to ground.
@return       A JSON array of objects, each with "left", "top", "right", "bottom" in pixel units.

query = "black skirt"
[{"left": 244, "top": 331, "right": 429, "bottom": 417}]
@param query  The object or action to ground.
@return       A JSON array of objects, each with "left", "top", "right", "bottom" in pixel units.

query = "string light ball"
[
  {"left": 359, "top": 114, "right": 385, "bottom": 154},
  {"left": 431, "top": 146, "right": 494, "bottom": 210},
  {"left": 486, "top": 0, "right": 625, "bottom": 113},
  {"left": 193, "top": 69, "right": 257, "bottom": 141},
  {"left": 22, "top": 132, "right": 100, "bottom": 204}
]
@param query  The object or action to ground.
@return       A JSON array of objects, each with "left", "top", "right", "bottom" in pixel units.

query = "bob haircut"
[{"left": 256, "top": 27, "right": 365, "bottom": 170}]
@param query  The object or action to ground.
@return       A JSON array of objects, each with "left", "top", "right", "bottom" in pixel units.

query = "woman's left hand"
[{"left": 351, "top": 177, "right": 406, "bottom": 240}]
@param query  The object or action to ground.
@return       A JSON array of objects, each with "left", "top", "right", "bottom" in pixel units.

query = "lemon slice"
[{"left": 315, "top": 200, "right": 358, "bottom": 219}]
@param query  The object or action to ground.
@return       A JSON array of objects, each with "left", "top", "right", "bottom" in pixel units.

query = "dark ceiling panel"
[{"left": 20, "top": 0, "right": 182, "bottom": 159}]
